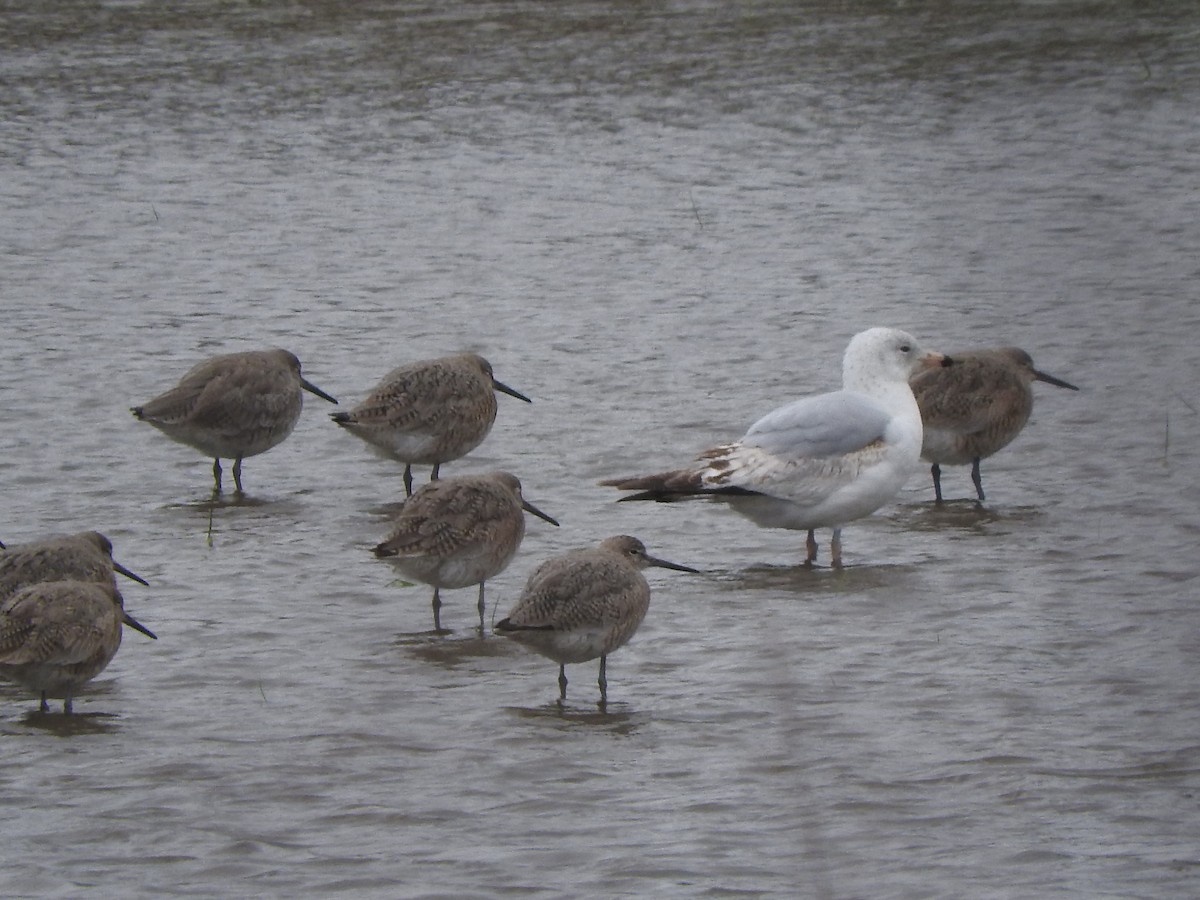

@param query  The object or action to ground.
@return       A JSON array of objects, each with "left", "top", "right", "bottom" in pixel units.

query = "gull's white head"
[{"left": 842, "top": 327, "right": 948, "bottom": 393}]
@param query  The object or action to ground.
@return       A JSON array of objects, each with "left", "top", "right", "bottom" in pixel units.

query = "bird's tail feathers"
[
  {"left": 495, "top": 617, "right": 554, "bottom": 633},
  {"left": 601, "top": 468, "right": 758, "bottom": 502}
]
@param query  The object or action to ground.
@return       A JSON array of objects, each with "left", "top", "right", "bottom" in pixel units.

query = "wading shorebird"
[
  {"left": 910, "top": 347, "right": 1078, "bottom": 504},
  {"left": 602, "top": 327, "right": 951, "bottom": 567},
  {"left": 331, "top": 353, "right": 531, "bottom": 496},
  {"left": 0, "top": 579, "right": 156, "bottom": 714},
  {"left": 495, "top": 535, "right": 697, "bottom": 708},
  {"left": 372, "top": 472, "right": 559, "bottom": 632},
  {"left": 131, "top": 348, "right": 337, "bottom": 495},
  {"left": 0, "top": 531, "right": 149, "bottom": 600}
]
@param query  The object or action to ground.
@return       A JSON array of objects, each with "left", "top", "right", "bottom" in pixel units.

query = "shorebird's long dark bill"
[
  {"left": 301, "top": 378, "right": 339, "bottom": 404},
  {"left": 647, "top": 555, "right": 700, "bottom": 574},
  {"left": 1033, "top": 369, "right": 1079, "bottom": 391},
  {"left": 494, "top": 379, "right": 532, "bottom": 403},
  {"left": 522, "top": 500, "right": 560, "bottom": 527},
  {"left": 123, "top": 612, "right": 158, "bottom": 640},
  {"left": 114, "top": 561, "right": 151, "bottom": 587}
]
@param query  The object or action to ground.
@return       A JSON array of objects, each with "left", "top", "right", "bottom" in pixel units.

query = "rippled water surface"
[{"left": 2, "top": 1, "right": 1198, "bottom": 896}]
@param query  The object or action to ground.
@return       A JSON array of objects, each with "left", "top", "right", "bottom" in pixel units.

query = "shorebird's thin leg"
[
  {"left": 431, "top": 587, "right": 443, "bottom": 632},
  {"left": 232, "top": 457, "right": 245, "bottom": 495},
  {"left": 557, "top": 664, "right": 568, "bottom": 702},
  {"left": 403, "top": 464, "right": 413, "bottom": 497},
  {"left": 931, "top": 463, "right": 943, "bottom": 504},
  {"left": 212, "top": 458, "right": 223, "bottom": 494},
  {"left": 804, "top": 530, "right": 818, "bottom": 566},
  {"left": 598, "top": 655, "right": 608, "bottom": 706},
  {"left": 39, "top": 693, "right": 49, "bottom": 714},
  {"left": 63, "top": 693, "right": 73, "bottom": 715},
  {"left": 970, "top": 458, "right": 986, "bottom": 504},
  {"left": 476, "top": 582, "right": 486, "bottom": 632},
  {"left": 430, "top": 463, "right": 441, "bottom": 482},
  {"left": 830, "top": 528, "right": 843, "bottom": 569}
]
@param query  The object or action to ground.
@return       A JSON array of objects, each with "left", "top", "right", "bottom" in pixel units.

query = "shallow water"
[{"left": 1, "top": 1, "right": 1198, "bottom": 896}]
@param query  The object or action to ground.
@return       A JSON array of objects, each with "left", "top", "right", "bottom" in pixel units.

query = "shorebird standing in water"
[
  {"left": 496, "top": 535, "right": 697, "bottom": 708},
  {"left": 0, "top": 580, "right": 156, "bottom": 713},
  {"left": 331, "top": 353, "right": 531, "bottom": 496},
  {"left": 131, "top": 348, "right": 337, "bottom": 495},
  {"left": 373, "top": 471, "right": 558, "bottom": 632},
  {"left": 910, "top": 346, "right": 1078, "bottom": 504},
  {"left": 0, "top": 531, "right": 155, "bottom": 713},
  {"left": 602, "top": 327, "right": 951, "bottom": 567}
]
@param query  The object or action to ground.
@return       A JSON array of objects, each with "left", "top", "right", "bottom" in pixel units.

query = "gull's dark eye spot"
[{"left": 900, "top": 344, "right": 911, "bottom": 353}]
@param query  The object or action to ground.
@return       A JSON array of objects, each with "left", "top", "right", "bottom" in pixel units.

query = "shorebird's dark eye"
[{"left": 899, "top": 344, "right": 911, "bottom": 353}]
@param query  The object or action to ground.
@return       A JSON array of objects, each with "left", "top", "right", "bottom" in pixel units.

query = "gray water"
[{"left": 2, "top": 1, "right": 1198, "bottom": 896}]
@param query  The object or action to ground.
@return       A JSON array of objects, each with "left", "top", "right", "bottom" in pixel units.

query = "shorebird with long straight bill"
[
  {"left": 332, "top": 353, "right": 531, "bottom": 496},
  {"left": 496, "top": 535, "right": 697, "bottom": 709},
  {"left": 132, "top": 348, "right": 337, "bottom": 495},
  {"left": 373, "top": 472, "right": 559, "bottom": 632},
  {"left": 0, "top": 579, "right": 156, "bottom": 713},
  {"left": 0, "top": 531, "right": 149, "bottom": 600},
  {"left": 0, "top": 530, "right": 155, "bottom": 714},
  {"left": 910, "top": 346, "right": 1078, "bottom": 503}
]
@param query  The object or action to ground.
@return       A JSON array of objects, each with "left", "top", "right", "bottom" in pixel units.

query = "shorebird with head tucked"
[
  {"left": 496, "top": 535, "right": 697, "bottom": 708},
  {"left": 910, "top": 346, "right": 1078, "bottom": 504},
  {"left": 373, "top": 471, "right": 559, "bottom": 632},
  {"left": 131, "top": 348, "right": 337, "bottom": 495},
  {"left": 602, "top": 327, "right": 951, "bottom": 567},
  {"left": 331, "top": 353, "right": 531, "bottom": 496}
]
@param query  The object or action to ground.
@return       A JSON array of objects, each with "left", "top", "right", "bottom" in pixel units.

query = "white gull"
[{"left": 602, "top": 327, "right": 951, "bottom": 567}]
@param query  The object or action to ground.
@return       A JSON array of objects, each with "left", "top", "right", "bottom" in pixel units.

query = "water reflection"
[
  {"left": 12, "top": 710, "right": 122, "bottom": 736},
  {"left": 888, "top": 500, "right": 1046, "bottom": 533},
  {"left": 399, "top": 632, "right": 517, "bottom": 667},
  {"left": 506, "top": 703, "right": 644, "bottom": 735},
  {"left": 714, "top": 561, "right": 924, "bottom": 595}
]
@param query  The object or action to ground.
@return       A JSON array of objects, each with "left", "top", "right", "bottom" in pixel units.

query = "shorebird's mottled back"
[
  {"left": 373, "top": 471, "right": 558, "bottom": 632},
  {"left": 0, "top": 578, "right": 156, "bottom": 714},
  {"left": 496, "top": 535, "right": 697, "bottom": 707},
  {"left": 331, "top": 353, "right": 531, "bottom": 495},
  {"left": 0, "top": 531, "right": 148, "bottom": 601}
]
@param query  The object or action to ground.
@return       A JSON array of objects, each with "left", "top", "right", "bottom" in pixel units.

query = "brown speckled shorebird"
[
  {"left": 910, "top": 347, "right": 1078, "bottom": 503},
  {"left": 372, "top": 472, "right": 559, "bottom": 632},
  {"left": 495, "top": 535, "right": 697, "bottom": 708},
  {"left": 331, "top": 353, "right": 531, "bottom": 496},
  {"left": 131, "top": 348, "right": 338, "bottom": 495},
  {"left": 0, "top": 531, "right": 149, "bottom": 600},
  {"left": 0, "top": 579, "right": 156, "bottom": 714}
]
